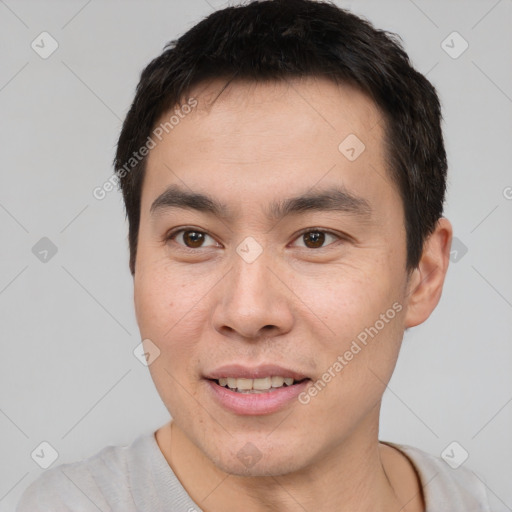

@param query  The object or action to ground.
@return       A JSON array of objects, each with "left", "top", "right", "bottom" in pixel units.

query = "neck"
[{"left": 156, "top": 408, "right": 423, "bottom": 512}]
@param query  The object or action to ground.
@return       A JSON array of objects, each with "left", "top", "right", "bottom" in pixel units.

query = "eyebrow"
[{"left": 150, "top": 183, "right": 372, "bottom": 222}]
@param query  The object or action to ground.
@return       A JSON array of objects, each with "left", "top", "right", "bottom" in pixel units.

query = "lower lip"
[{"left": 205, "top": 379, "right": 310, "bottom": 415}]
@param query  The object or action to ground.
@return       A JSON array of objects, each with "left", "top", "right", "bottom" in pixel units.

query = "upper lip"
[{"left": 205, "top": 364, "right": 309, "bottom": 381}]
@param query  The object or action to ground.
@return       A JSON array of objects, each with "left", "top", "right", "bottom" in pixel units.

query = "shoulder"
[
  {"left": 16, "top": 433, "right": 153, "bottom": 512},
  {"left": 385, "top": 441, "right": 492, "bottom": 512}
]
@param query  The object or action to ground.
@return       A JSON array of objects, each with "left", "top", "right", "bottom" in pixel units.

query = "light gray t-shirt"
[{"left": 16, "top": 430, "right": 491, "bottom": 511}]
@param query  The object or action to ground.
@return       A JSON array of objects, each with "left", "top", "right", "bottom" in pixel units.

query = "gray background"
[{"left": 1, "top": 0, "right": 511, "bottom": 510}]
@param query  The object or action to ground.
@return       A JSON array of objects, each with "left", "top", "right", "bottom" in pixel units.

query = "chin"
[
  {"left": 203, "top": 436, "right": 310, "bottom": 478},
  {"left": 212, "top": 454, "right": 305, "bottom": 478}
]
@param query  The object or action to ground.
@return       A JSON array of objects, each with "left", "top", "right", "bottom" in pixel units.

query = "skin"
[{"left": 133, "top": 76, "right": 452, "bottom": 512}]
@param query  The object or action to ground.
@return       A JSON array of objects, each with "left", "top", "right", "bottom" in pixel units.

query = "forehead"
[
  {"left": 158, "top": 76, "right": 384, "bottom": 160},
  {"left": 189, "top": 76, "right": 380, "bottom": 122},
  {"left": 141, "top": 76, "right": 398, "bottom": 223}
]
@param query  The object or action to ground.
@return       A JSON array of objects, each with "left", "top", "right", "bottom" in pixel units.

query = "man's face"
[{"left": 134, "top": 77, "right": 414, "bottom": 476}]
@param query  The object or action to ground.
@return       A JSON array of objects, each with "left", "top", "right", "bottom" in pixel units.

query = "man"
[{"left": 17, "top": 0, "right": 491, "bottom": 510}]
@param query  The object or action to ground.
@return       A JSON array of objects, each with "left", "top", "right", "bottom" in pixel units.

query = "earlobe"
[{"left": 404, "top": 217, "right": 453, "bottom": 328}]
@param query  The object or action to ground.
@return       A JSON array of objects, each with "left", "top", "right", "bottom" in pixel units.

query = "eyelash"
[{"left": 164, "top": 227, "right": 346, "bottom": 252}]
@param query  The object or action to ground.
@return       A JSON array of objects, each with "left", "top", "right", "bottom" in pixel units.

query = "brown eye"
[
  {"left": 293, "top": 229, "right": 340, "bottom": 249},
  {"left": 167, "top": 229, "right": 218, "bottom": 249},
  {"left": 303, "top": 231, "right": 325, "bottom": 248},
  {"left": 182, "top": 230, "right": 205, "bottom": 248}
]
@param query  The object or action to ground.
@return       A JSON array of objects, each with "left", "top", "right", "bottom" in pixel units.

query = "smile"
[{"left": 214, "top": 376, "right": 307, "bottom": 393}]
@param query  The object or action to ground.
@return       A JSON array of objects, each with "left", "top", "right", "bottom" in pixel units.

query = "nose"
[{"left": 211, "top": 248, "right": 294, "bottom": 341}]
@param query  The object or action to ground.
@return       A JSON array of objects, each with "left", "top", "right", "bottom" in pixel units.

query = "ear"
[{"left": 404, "top": 217, "right": 453, "bottom": 328}]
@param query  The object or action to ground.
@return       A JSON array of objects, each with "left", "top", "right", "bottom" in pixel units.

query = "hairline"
[{"left": 130, "top": 75, "right": 415, "bottom": 275}]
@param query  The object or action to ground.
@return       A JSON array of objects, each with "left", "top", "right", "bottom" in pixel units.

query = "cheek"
[
  {"left": 297, "top": 260, "right": 402, "bottom": 341},
  {"left": 134, "top": 262, "right": 220, "bottom": 392},
  {"left": 296, "top": 262, "right": 405, "bottom": 403},
  {"left": 300, "top": 306, "right": 405, "bottom": 445},
  {"left": 134, "top": 261, "right": 208, "bottom": 338},
  {"left": 134, "top": 267, "right": 208, "bottom": 418}
]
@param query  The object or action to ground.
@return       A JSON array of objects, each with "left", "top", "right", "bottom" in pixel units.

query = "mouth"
[
  {"left": 209, "top": 376, "right": 310, "bottom": 394},
  {"left": 203, "top": 365, "right": 312, "bottom": 415}
]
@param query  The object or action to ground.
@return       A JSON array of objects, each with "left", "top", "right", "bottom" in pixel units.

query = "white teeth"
[
  {"left": 253, "top": 377, "right": 272, "bottom": 390},
  {"left": 216, "top": 376, "right": 301, "bottom": 392},
  {"left": 271, "top": 376, "right": 284, "bottom": 387},
  {"left": 236, "top": 378, "right": 253, "bottom": 390}
]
